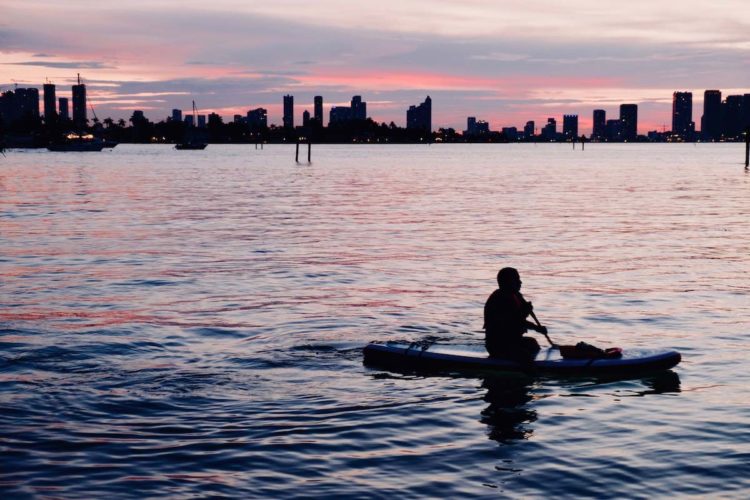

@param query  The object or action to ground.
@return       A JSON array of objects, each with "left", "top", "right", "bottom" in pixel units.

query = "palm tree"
[{"left": 103, "top": 117, "right": 114, "bottom": 129}]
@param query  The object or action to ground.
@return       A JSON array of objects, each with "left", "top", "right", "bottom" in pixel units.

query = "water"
[{"left": 1, "top": 144, "right": 749, "bottom": 499}]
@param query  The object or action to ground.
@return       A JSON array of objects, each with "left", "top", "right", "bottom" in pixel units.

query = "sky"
[{"left": 1, "top": 0, "right": 749, "bottom": 132}]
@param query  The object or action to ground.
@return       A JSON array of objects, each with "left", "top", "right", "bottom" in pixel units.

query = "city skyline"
[
  {"left": 2, "top": 1, "right": 749, "bottom": 131},
  {"left": 3, "top": 81, "right": 750, "bottom": 143}
]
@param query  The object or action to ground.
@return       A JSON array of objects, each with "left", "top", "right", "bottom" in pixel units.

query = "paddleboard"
[{"left": 363, "top": 341, "right": 681, "bottom": 376}]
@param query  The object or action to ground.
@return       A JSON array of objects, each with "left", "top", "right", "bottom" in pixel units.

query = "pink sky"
[{"left": 2, "top": 1, "right": 749, "bottom": 132}]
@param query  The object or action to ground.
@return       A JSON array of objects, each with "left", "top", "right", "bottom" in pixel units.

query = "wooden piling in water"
[
  {"left": 581, "top": 135, "right": 586, "bottom": 151},
  {"left": 745, "top": 126, "right": 749, "bottom": 168},
  {"left": 295, "top": 141, "right": 299, "bottom": 163},
  {"left": 307, "top": 142, "right": 311, "bottom": 163}
]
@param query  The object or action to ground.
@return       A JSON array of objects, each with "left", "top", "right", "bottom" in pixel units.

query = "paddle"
[{"left": 529, "top": 310, "right": 557, "bottom": 348}]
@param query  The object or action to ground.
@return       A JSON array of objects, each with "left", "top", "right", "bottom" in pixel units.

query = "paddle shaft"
[
  {"left": 529, "top": 310, "right": 556, "bottom": 347},
  {"left": 517, "top": 291, "right": 556, "bottom": 347}
]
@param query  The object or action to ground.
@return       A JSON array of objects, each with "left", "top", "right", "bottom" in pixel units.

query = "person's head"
[{"left": 497, "top": 267, "right": 522, "bottom": 292}]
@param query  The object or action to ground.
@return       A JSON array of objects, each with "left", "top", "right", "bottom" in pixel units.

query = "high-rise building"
[
  {"left": 406, "top": 96, "right": 432, "bottom": 132},
  {"left": 72, "top": 75, "right": 87, "bottom": 129},
  {"left": 314, "top": 96, "right": 323, "bottom": 126},
  {"left": 0, "top": 88, "right": 39, "bottom": 127},
  {"left": 523, "top": 121, "right": 535, "bottom": 139},
  {"left": 672, "top": 92, "right": 693, "bottom": 139},
  {"left": 541, "top": 118, "right": 557, "bottom": 140},
  {"left": 501, "top": 127, "right": 518, "bottom": 141},
  {"left": 592, "top": 109, "right": 606, "bottom": 140},
  {"left": 619, "top": 104, "right": 638, "bottom": 141},
  {"left": 465, "top": 116, "right": 489, "bottom": 136},
  {"left": 351, "top": 96, "right": 366, "bottom": 120},
  {"left": 197, "top": 115, "right": 207, "bottom": 128},
  {"left": 43, "top": 83, "right": 57, "bottom": 125},
  {"left": 247, "top": 108, "right": 268, "bottom": 130},
  {"left": 701, "top": 90, "right": 722, "bottom": 141},
  {"left": 302, "top": 110, "right": 311, "bottom": 127},
  {"left": 58, "top": 97, "right": 69, "bottom": 121},
  {"left": 606, "top": 119, "right": 622, "bottom": 141},
  {"left": 467, "top": 117, "right": 476, "bottom": 134},
  {"left": 283, "top": 95, "right": 294, "bottom": 129},
  {"left": 329, "top": 106, "right": 353, "bottom": 124},
  {"left": 172, "top": 109, "right": 183, "bottom": 122},
  {"left": 562, "top": 114, "right": 578, "bottom": 140},
  {"left": 722, "top": 95, "right": 744, "bottom": 139},
  {"left": 184, "top": 115, "right": 194, "bottom": 127}
]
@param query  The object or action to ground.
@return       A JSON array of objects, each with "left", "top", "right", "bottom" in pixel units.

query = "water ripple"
[{"left": 1, "top": 144, "right": 749, "bottom": 498}]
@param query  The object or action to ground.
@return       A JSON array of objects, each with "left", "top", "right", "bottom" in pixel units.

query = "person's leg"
[{"left": 522, "top": 337, "right": 540, "bottom": 359}]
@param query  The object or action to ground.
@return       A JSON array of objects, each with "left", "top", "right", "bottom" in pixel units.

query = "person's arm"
[{"left": 524, "top": 320, "right": 547, "bottom": 334}]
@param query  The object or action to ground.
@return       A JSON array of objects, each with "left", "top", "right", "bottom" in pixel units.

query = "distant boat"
[
  {"left": 48, "top": 133, "right": 106, "bottom": 152},
  {"left": 175, "top": 100, "right": 207, "bottom": 150},
  {"left": 175, "top": 142, "right": 207, "bottom": 150}
]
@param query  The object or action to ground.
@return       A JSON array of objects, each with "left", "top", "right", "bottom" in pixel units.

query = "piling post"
[
  {"left": 745, "top": 126, "right": 749, "bottom": 168},
  {"left": 295, "top": 141, "right": 299, "bottom": 163},
  {"left": 581, "top": 134, "right": 586, "bottom": 151},
  {"left": 307, "top": 142, "right": 311, "bottom": 163},
  {"left": 572, "top": 137, "right": 576, "bottom": 150}
]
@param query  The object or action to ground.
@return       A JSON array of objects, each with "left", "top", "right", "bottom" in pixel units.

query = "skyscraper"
[
  {"left": 58, "top": 97, "right": 69, "bottom": 121},
  {"left": 619, "top": 104, "right": 638, "bottom": 141},
  {"left": 406, "top": 96, "right": 432, "bottom": 132},
  {"left": 72, "top": 75, "right": 87, "bottom": 129},
  {"left": 592, "top": 109, "right": 606, "bottom": 140},
  {"left": 247, "top": 108, "right": 268, "bottom": 130},
  {"left": 302, "top": 110, "right": 311, "bottom": 126},
  {"left": 283, "top": 94, "right": 294, "bottom": 129},
  {"left": 329, "top": 106, "right": 352, "bottom": 124},
  {"left": 524, "top": 121, "right": 535, "bottom": 139},
  {"left": 701, "top": 90, "right": 722, "bottom": 141},
  {"left": 43, "top": 83, "right": 56, "bottom": 125},
  {"left": 541, "top": 118, "right": 557, "bottom": 141},
  {"left": 723, "top": 95, "right": 744, "bottom": 139},
  {"left": 351, "top": 96, "right": 366, "bottom": 120},
  {"left": 466, "top": 117, "right": 477, "bottom": 135},
  {"left": 562, "top": 114, "right": 578, "bottom": 140},
  {"left": 314, "top": 96, "right": 323, "bottom": 126},
  {"left": 606, "top": 119, "right": 622, "bottom": 141},
  {"left": 172, "top": 109, "right": 182, "bottom": 122},
  {"left": 672, "top": 92, "right": 693, "bottom": 140}
]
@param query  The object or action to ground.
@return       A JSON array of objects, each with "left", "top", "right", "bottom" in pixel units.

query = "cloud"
[
  {"left": 1, "top": 1, "right": 748, "bottom": 130},
  {"left": 5, "top": 61, "right": 116, "bottom": 69}
]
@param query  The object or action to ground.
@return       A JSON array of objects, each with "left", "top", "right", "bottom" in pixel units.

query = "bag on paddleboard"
[{"left": 560, "top": 341, "right": 622, "bottom": 359}]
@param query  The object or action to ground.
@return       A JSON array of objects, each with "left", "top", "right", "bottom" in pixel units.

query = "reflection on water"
[
  {"left": 479, "top": 371, "right": 680, "bottom": 446},
  {"left": 632, "top": 371, "right": 681, "bottom": 396},
  {"left": 481, "top": 376, "right": 537, "bottom": 443},
  {"left": 1, "top": 144, "right": 749, "bottom": 498}
]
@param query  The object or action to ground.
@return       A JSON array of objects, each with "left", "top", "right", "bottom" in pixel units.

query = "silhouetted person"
[{"left": 484, "top": 267, "right": 547, "bottom": 361}]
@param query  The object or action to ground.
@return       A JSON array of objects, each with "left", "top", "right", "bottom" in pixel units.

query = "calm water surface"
[{"left": 1, "top": 144, "right": 749, "bottom": 498}]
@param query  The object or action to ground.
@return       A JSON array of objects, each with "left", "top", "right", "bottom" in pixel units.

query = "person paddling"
[{"left": 484, "top": 267, "right": 548, "bottom": 361}]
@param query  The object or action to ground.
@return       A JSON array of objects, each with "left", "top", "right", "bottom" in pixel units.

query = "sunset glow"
[{"left": 2, "top": 1, "right": 749, "bottom": 131}]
